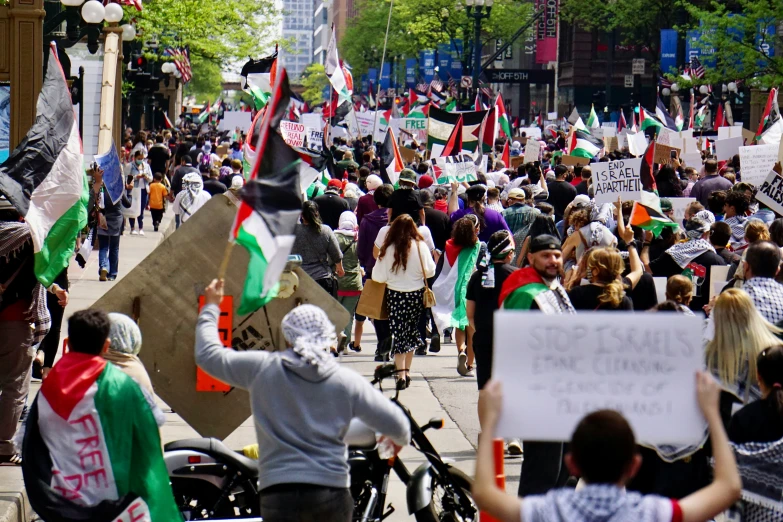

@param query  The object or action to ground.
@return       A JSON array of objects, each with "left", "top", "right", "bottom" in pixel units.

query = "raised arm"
[{"left": 448, "top": 182, "right": 461, "bottom": 215}]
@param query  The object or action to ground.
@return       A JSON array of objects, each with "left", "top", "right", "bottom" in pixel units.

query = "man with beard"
[{"left": 498, "top": 234, "right": 575, "bottom": 496}]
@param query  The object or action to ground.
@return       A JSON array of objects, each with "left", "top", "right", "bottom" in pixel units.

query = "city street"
[{"left": 0, "top": 207, "right": 521, "bottom": 522}]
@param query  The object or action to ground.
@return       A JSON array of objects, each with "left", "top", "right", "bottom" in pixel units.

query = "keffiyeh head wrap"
[
  {"left": 108, "top": 313, "right": 142, "bottom": 355},
  {"left": 479, "top": 231, "right": 515, "bottom": 288},
  {"left": 281, "top": 305, "right": 337, "bottom": 366},
  {"left": 180, "top": 172, "right": 204, "bottom": 218}
]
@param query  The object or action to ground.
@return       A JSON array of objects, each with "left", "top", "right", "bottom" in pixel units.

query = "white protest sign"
[
  {"left": 739, "top": 144, "right": 779, "bottom": 186},
  {"left": 524, "top": 139, "right": 541, "bottom": 163},
  {"left": 591, "top": 127, "right": 604, "bottom": 139},
  {"left": 217, "top": 111, "right": 252, "bottom": 132},
  {"left": 681, "top": 152, "right": 703, "bottom": 169},
  {"left": 547, "top": 111, "right": 558, "bottom": 120},
  {"left": 756, "top": 170, "right": 783, "bottom": 215},
  {"left": 656, "top": 127, "right": 679, "bottom": 146},
  {"left": 716, "top": 137, "right": 743, "bottom": 161},
  {"left": 280, "top": 121, "right": 306, "bottom": 148},
  {"left": 667, "top": 197, "right": 695, "bottom": 223},
  {"left": 710, "top": 265, "right": 730, "bottom": 301},
  {"left": 430, "top": 154, "right": 478, "bottom": 184},
  {"left": 523, "top": 127, "right": 542, "bottom": 140},
  {"left": 628, "top": 132, "right": 648, "bottom": 157},
  {"left": 718, "top": 126, "right": 743, "bottom": 140},
  {"left": 493, "top": 312, "right": 705, "bottom": 444},
  {"left": 682, "top": 137, "right": 700, "bottom": 154},
  {"left": 679, "top": 129, "right": 694, "bottom": 140},
  {"left": 602, "top": 122, "right": 617, "bottom": 129},
  {"left": 307, "top": 128, "right": 324, "bottom": 151},
  {"left": 617, "top": 131, "right": 627, "bottom": 151},
  {"left": 591, "top": 158, "right": 643, "bottom": 204},
  {"left": 653, "top": 277, "right": 667, "bottom": 305},
  {"left": 301, "top": 113, "right": 322, "bottom": 130},
  {"left": 602, "top": 127, "right": 617, "bottom": 138},
  {"left": 399, "top": 117, "right": 428, "bottom": 143},
  {"left": 354, "top": 111, "right": 377, "bottom": 137}
]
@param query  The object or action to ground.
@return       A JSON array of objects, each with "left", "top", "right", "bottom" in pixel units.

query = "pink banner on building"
[{"left": 535, "top": 0, "right": 559, "bottom": 64}]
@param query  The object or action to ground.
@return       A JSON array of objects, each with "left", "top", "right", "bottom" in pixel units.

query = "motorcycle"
[{"left": 163, "top": 363, "right": 477, "bottom": 521}]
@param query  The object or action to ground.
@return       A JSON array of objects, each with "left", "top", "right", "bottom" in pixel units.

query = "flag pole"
[
  {"left": 371, "top": 0, "right": 395, "bottom": 144},
  {"left": 218, "top": 242, "right": 235, "bottom": 279}
]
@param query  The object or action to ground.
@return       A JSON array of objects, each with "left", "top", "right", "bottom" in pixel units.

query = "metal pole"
[
  {"left": 371, "top": 0, "right": 394, "bottom": 143},
  {"left": 471, "top": 11, "right": 482, "bottom": 100}
]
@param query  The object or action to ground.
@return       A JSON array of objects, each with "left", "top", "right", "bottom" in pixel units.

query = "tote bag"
[{"left": 356, "top": 279, "right": 388, "bottom": 320}]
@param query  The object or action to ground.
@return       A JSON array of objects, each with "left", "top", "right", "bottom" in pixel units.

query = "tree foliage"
[
  {"left": 183, "top": 55, "right": 223, "bottom": 104},
  {"left": 340, "top": 0, "right": 533, "bottom": 79},
  {"left": 300, "top": 63, "right": 328, "bottom": 106}
]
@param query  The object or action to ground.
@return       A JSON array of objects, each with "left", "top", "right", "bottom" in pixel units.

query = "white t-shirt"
[
  {"left": 374, "top": 225, "right": 436, "bottom": 252},
  {"left": 371, "top": 240, "right": 436, "bottom": 292}
]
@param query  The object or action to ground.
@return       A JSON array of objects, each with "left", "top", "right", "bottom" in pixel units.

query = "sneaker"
[
  {"left": 507, "top": 439, "right": 523, "bottom": 456},
  {"left": 465, "top": 365, "right": 475, "bottom": 377},
  {"left": 99, "top": 268, "right": 108, "bottom": 281},
  {"left": 130, "top": 229, "right": 138, "bottom": 235},
  {"left": 429, "top": 334, "right": 441, "bottom": 353},
  {"left": 374, "top": 351, "right": 384, "bottom": 362},
  {"left": 337, "top": 335, "right": 348, "bottom": 353},
  {"left": 444, "top": 328, "right": 453, "bottom": 344},
  {"left": 154, "top": 226, "right": 159, "bottom": 232},
  {"left": 107, "top": 276, "right": 116, "bottom": 281},
  {"left": 348, "top": 342, "right": 362, "bottom": 353},
  {"left": 457, "top": 351, "right": 468, "bottom": 376},
  {"left": 138, "top": 230, "right": 145, "bottom": 236}
]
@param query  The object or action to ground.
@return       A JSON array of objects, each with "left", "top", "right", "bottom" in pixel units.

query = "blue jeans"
[
  {"left": 128, "top": 188, "right": 148, "bottom": 231},
  {"left": 98, "top": 234, "right": 120, "bottom": 278},
  {"left": 175, "top": 213, "right": 181, "bottom": 229}
]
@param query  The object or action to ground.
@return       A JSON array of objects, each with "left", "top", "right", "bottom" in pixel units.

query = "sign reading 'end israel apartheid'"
[
  {"left": 591, "top": 158, "right": 643, "bottom": 205},
  {"left": 430, "top": 154, "right": 477, "bottom": 184},
  {"left": 756, "top": 170, "right": 783, "bottom": 216}
]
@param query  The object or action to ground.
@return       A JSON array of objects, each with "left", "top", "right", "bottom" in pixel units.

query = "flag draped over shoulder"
[
  {"left": 232, "top": 68, "right": 303, "bottom": 315},
  {"left": 432, "top": 241, "right": 481, "bottom": 331},
  {"left": 23, "top": 353, "right": 180, "bottom": 522},
  {"left": 0, "top": 44, "right": 88, "bottom": 287}
]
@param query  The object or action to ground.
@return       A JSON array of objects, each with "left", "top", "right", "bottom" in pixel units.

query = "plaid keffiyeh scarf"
[
  {"left": 666, "top": 239, "right": 716, "bottom": 269},
  {"left": 742, "top": 277, "right": 783, "bottom": 325}
]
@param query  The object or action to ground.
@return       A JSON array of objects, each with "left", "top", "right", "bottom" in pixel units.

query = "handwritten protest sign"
[
  {"left": 560, "top": 155, "right": 590, "bottom": 167},
  {"left": 510, "top": 155, "right": 526, "bottom": 168},
  {"left": 756, "top": 170, "right": 783, "bottom": 215},
  {"left": 493, "top": 312, "right": 705, "bottom": 444},
  {"left": 739, "top": 144, "right": 779, "bottom": 186},
  {"left": 307, "top": 128, "right": 324, "bottom": 151},
  {"left": 656, "top": 127, "right": 680, "bottom": 146},
  {"left": 524, "top": 139, "right": 541, "bottom": 163},
  {"left": 716, "top": 137, "right": 743, "bottom": 161},
  {"left": 400, "top": 117, "right": 428, "bottom": 143},
  {"left": 399, "top": 146, "right": 416, "bottom": 164},
  {"left": 280, "top": 121, "right": 305, "bottom": 148},
  {"left": 653, "top": 143, "right": 680, "bottom": 165},
  {"left": 591, "top": 158, "right": 643, "bottom": 204},
  {"left": 354, "top": 111, "right": 376, "bottom": 136},
  {"left": 628, "top": 132, "right": 648, "bottom": 157},
  {"left": 430, "top": 154, "right": 478, "bottom": 184}
]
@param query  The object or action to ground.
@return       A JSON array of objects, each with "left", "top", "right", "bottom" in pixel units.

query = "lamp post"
[{"left": 465, "top": 0, "right": 493, "bottom": 99}]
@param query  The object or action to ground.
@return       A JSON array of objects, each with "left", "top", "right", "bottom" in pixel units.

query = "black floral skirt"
[{"left": 387, "top": 288, "right": 425, "bottom": 355}]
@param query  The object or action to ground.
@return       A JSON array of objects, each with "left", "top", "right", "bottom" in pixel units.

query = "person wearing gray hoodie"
[{"left": 195, "top": 279, "right": 410, "bottom": 521}]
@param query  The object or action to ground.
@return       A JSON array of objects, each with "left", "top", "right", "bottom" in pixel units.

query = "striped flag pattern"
[{"left": 164, "top": 47, "right": 192, "bottom": 82}]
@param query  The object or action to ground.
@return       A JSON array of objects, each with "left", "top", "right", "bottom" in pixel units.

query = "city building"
[
  {"left": 279, "top": 0, "right": 315, "bottom": 80},
  {"left": 332, "top": 0, "right": 358, "bottom": 44},
  {"left": 312, "top": 0, "right": 331, "bottom": 66}
]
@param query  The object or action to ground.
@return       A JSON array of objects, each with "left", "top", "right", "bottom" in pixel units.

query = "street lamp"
[
  {"left": 44, "top": 0, "right": 125, "bottom": 53},
  {"left": 465, "top": 0, "right": 493, "bottom": 99}
]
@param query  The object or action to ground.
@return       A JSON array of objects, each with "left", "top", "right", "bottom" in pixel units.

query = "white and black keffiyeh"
[
  {"left": 725, "top": 215, "right": 748, "bottom": 250},
  {"left": 666, "top": 239, "right": 716, "bottom": 269},
  {"left": 535, "top": 282, "right": 577, "bottom": 315},
  {"left": 743, "top": 277, "right": 783, "bottom": 325},
  {"left": 180, "top": 172, "right": 205, "bottom": 219},
  {"left": 281, "top": 304, "right": 337, "bottom": 367}
]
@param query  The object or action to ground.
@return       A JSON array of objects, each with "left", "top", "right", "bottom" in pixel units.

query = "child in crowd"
[
  {"left": 473, "top": 373, "right": 741, "bottom": 522},
  {"left": 148, "top": 172, "right": 168, "bottom": 232}
]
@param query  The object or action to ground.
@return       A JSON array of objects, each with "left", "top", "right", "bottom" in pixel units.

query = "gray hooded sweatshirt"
[{"left": 195, "top": 304, "right": 411, "bottom": 491}]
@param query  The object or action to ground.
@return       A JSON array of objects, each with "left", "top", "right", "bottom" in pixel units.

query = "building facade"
[
  {"left": 312, "top": 0, "right": 331, "bottom": 66},
  {"left": 280, "top": 0, "right": 315, "bottom": 80}
]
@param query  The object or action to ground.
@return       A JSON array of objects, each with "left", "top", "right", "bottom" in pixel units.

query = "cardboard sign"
[
  {"left": 399, "top": 146, "right": 416, "bottom": 164},
  {"left": 215, "top": 145, "right": 229, "bottom": 158},
  {"left": 654, "top": 143, "right": 681, "bottom": 165},
  {"left": 524, "top": 139, "right": 541, "bottom": 163},
  {"left": 718, "top": 126, "right": 743, "bottom": 140},
  {"left": 742, "top": 127, "right": 757, "bottom": 143},
  {"left": 196, "top": 295, "right": 233, "bottom": 392},
  {"left": 739, "top": 144, "right": 779, "bottom": 186},
  {"left": 716, "top": 137, "right": 743, "bottom": 161},
  {"left": 591, "top": 158, "right": 643, "bottom": 204},
  {"left": 756, "top": 170, "right": 783, "bottom": 216},
  {"left": 667, "top": 197, "right": 696, "bottom": 223},
  {"left": 604, "top": 136, "right": 619, "bottom": 153},
  {"left": 560, "top": 155, "right": 590, "bottom": 167},
  {"left": 430, "top": 154, "right": 478, "bottom": 184},
  {"left": 280, "top": 121, "right": 306, "bottom": 148},
  {"left": 511, "top": 155, "right": 526, "bottom": 168},
  {"left": 493, "top": 312, "right": 705, "bottom": 444},
  {"left": 628, "top": 132, "right": 649, "bottom": 157}
]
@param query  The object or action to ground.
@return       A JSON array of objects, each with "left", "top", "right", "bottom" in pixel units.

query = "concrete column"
[
  {"left": 9, "top": 0, "right": 45, "bottom": 149},
  {"left": 97, "top": 27, "right": 121, "bottom": 154}
]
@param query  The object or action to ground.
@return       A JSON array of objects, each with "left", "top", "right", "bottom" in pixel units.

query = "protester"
[
  {"left": 710, "top": 221, "right": 742, "bottom": 266},
  {"left": 567, "top": 247, "right": 637, "bottom": 310},
  {"left": 196, "top": 287, "right": 410, "bottom": 521},
  {"left": 655, "top": 165, "right": 684, "bottom": 198},
  {"left": 128, "top": 150, "right": 152, "bottom": 235},
  {"left": 665, "top": 275, "right": 695, "bottom": 315},
  {"left": 33, "top": 269, "right": 68, "bottom": 380},
  {"left": 91, "top": 167, "right": 129, "bottom": 281},
  {"left": 449, "top": 184, "right": 510, "bottom": 242},
  {"left": 737, "top": 240, "right": 783, "bottom": 324},
  {"left": 472, "top": 375, "right": 742, "bottom": 522},
  {"left": 546, "top": 165, "right": 577, "bottom": 221},
  {"left": 486, "top": 188, "right": 504, "bottom": 213},
  {"left": 173, "top": 172, "right": 211, "bottom": 225},
  {"left": 421, "top": 190, "right": 451, "bottom": 253},
  {"left": 729, "top": 344, "right": 783, "bottom": 443},
  {"left": 334, "top": 211, "right": 363, "bottom": 353},
  {"left": 147, "top": 134, "right": 171, "bottom": 179},
  {"left": 22, "top": 309, "right": 180, "bottom": 520},
  {"left": 292, "top": 201, "right": 345, "bottom": 297},
  {"left": 372, "top": 214, "right": 436, "bottom": 389},
  {"left": 203, "top": 167, "right": 228, "bottom": 197},
  {"left": 502, "top": 187, "right": 540, "bottom": 258},
  {"left": 574, "top": 166, "right": 591, "bottom": 196},
  {"left": 356, "top": 173, "right": 383, "bottom": 224},
  {"left": 690, "top": 159, "right": 732, "bottom": 207},
  {"left": 147, "top": 172, "right": 168, "bottom": 232},
  {"left": 314, "top": 179, "right": 351, "bottom": 230}
]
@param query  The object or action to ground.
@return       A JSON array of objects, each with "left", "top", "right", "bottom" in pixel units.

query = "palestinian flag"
[
  {"left": 675, "top": 104, "right": 685, "bottom": 131},
  {"left": 755, "top": 88, "right": 780, "bottom": 141},
  {"left": 587, "top": 104, "right": 600, "bottom": 129},
  {"left": 630, "top": 191, "right": 677, "bottom": 237},
  {"left": 694, "top": 104, "right": 708, "bottom": 128},
  {"left": 499, "top": 266, "right": 574, "bottom": 314},
  {"left": 428, "top": 86, "right": 447, "bottom": 105},
  {"left": 440, "top": 115, "right": 464, "bottom": 157},
  {"left": 501, "top": 139, "right": 510, "bottom": 167},
  {"left": 381, "top": 127, "right": 404, "bottom": 185},
  {"left": 197, "top": 101, "right": 210, "bottom": 124},
  {"left": 0, "top": 44, "right": 88, "bottom": 287},
  {"left": 572, "top": 117, "right": 587, "bottom": 131},
  {"left": 640, "top": 139, "right": 658, "bottom": 192},
  {"left": 23, "top": 352, "right": 179, "bottom": 521},
  {"left": 242, "top": 106, "right": 266, "bottom": 179},
  {"left": 427, "top": 106, "right": 486, "bottom": 156},
  {"left": 432, "top": 240, "right": 482, "bottom": 331},
  {"left": 689, "top": 91, "right": 695, "bottom": 130},
  {"left": 568, "top": 129, "right": 603, "bottom": 159},
  {"left": 496, "top": 95, "right": 512, "bottom": 138},
  {"left": 638, "top": 105, "right": 663, "bottom": 131},
  {"left": 443, "top": 99, "right": 457, "bottom": 112},
  {"left": 477, "top": 106, "right": 498, "bottom": 154},
  {"left": 232, "top": 68, "right": 303, "bottom": 314},
  {"left": 714, "top": 102, "right": 726, "bottom": 128},
  {"left": 656, "top": 97, "right": 678, "bottom": 130},
  {"left": 326, "top": 26, "right": 351, "bottom": 103},
  {"left": 241, "top": 48, "right": 278, "bottom": 110},
  {"left": 163, "top": 112, "right": 174, "bottom": 129},
  {"left": 618, "top": 109, "right": 627, "bottom": 132}
]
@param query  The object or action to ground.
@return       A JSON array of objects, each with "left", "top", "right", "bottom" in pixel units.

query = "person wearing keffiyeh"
[
  {"left": 473, "top": 374, "right": 742, "bottom": 522},
  {"left": 0, "top": 198, "right": 51, "bottom": 465},
  {"left": 172, "top": 172, "right": 211, "bottom": 224},
  {"left": 723, "top": 190, "right": 751, "bottom": 252}
]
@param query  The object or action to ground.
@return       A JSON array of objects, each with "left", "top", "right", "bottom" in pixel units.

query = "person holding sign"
[{"left": 473, "top": 375, "right": 742, "bottom": 522}]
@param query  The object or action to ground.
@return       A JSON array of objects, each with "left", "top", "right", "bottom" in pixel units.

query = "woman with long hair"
[
  {"left": 432, "top": 215, "right": 483, "bottom": 376},
  {"left": 449, "top": 185, "right": 510, "bottom": 242},
  {"left": 567, "top": 247, "right": 633, "bottom": 310},
  {"left": 655, "top": 165, "right": 684, "bottom": 198},
  {"left": 372, "top": 214, "right": 436, "bottom": 388},
  {"left": 517, "top": 214, "right": 559, "bottom": 267},
  {"left": 291, "top": 201, "right": 345, "bottom": 297},
  {"left": 706, "top": 288, "right": 783, "bottom": 403}
]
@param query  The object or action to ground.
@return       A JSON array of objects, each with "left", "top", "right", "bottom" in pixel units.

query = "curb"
[{"left": 0, "top": 489, "right": 32, "bottom": 522}]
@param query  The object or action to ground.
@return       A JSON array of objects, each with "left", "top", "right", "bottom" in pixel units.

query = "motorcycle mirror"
[{"left": 427, "top": 418, "right": 445, "bottom": 430}]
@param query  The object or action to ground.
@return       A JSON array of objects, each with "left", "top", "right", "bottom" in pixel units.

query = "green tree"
[
  {"left": 682, "top": 0, "right": 783, "bottom": 87},
  {"left": 340, "top": 0, "right": 532, "bottom": 80},
  {"left": 183, "top": 55, "right": 223, "bottom": 104},
  {"left": 300, "top": 63, "right": 328, "bottom": 106}
]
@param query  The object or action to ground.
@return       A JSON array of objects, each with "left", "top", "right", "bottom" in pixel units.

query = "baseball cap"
[
  {"left": 507, "top": 188, "right": 526, "bottom": 201},
  {"left": 529, "top": 234, "right": 562, "bottom": 253},
  {"left": 418, "top": 175, "right": 434, "bottom": 189},
  {"left": 660, "top": 198, "right": 673, "bottom": 212},
  {"left": 327, "top": 179, "right": 343, "bottom": 190},
  {"left": 399, "top": 168, "right": 417, "bottom": 185}
]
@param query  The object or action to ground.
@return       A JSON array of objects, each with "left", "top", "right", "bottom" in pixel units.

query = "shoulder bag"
[{"left": 416, "top": 240, "right": 436, "bottom": 308}]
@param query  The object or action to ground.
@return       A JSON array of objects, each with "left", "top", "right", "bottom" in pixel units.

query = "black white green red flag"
[
  {"left": 0, "top": 43, "right": 88, "bottom": 287},
  {"left": 231, "top": 68, "right": 303, "bottom": 314}
]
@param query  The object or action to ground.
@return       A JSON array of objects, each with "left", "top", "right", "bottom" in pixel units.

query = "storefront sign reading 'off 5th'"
[{"left": 483, "top": 69, "right": 555, "bottom": 84}]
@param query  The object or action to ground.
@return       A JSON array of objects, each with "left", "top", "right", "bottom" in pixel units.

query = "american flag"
[
  {"left": 430, "top": 78, "right": 444, "bottom": 92},
  {"left": 107, "top": 0, "right": 141, "bottom": 12},
  {"left": 690, "top": 57, "right": 705, "bottom": 79},
  {"left": 659, "top": 76, "right": 672, "bottom": 89},
  {"left": 416, "top": 83, "right": 428, "bottom": 92},
  {"left": 164, "top": 47, "right": 192, "bottom": 83},
  {"left": 448, "top": 77, "right": 457, "bottom": 98}
]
